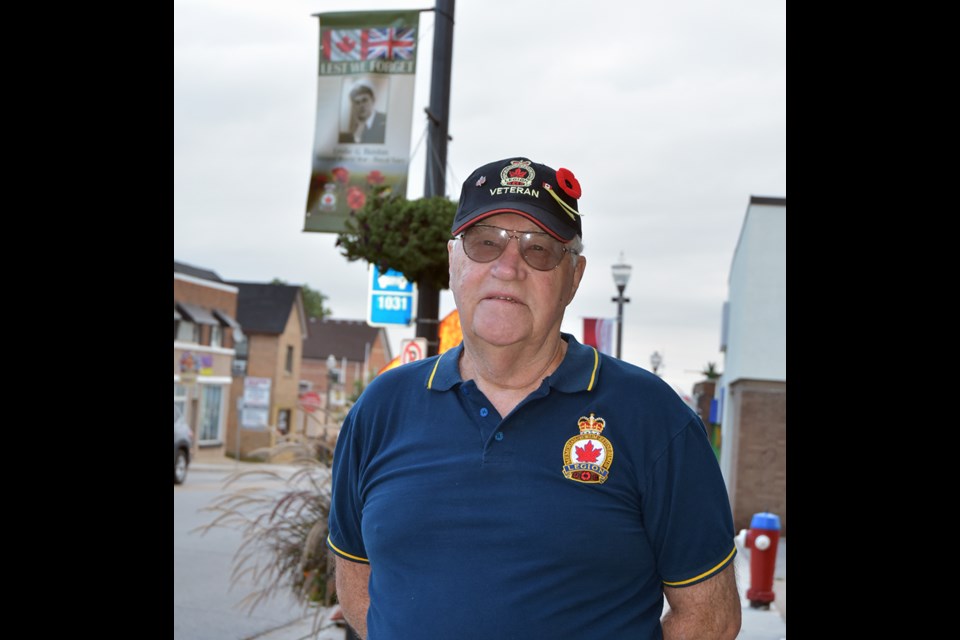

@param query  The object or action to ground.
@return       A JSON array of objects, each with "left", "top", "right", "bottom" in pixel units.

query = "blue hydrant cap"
[{"left": 750, "top": 512, "right": 781, "bottom": 530}]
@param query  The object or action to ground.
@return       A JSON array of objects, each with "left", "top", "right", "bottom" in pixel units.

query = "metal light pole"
[
  {"left": 417, "top": 0, "right": 456, "bottom": 357},
  {"left": 325, "top": 354, "right": 337, "bottom": 426},
  {"left": 611, "top": 254, "right": 632, "bottom": 360}
]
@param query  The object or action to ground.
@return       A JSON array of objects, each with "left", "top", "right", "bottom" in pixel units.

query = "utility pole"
[{"left": 416, "top": 0, "right": 455, "bottom": 357}]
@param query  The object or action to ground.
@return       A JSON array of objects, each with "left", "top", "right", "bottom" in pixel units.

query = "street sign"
[
  {"left": 299, "top": 391, "right": 323, "bottom": 413},
  {"left": 400, "top": 338, "right": 427, "bottom": 364},
  {"left": 241, "top": 377, "right": 271, "bottom": 429},
  {"left": 367, "top": 264, "right": 416, "bottom": 327}
]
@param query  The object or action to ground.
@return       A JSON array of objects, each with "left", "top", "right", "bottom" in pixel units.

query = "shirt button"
[
  {"left": 479, "top": 407, "right": 489, "bottom": 417},
  {"left": 495, "top": 432, "right": 504, "bottom": 441}
]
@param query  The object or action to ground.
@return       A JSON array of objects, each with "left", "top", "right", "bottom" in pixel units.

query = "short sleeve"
[
  {"left": 327, "top": 408, "right": 369, "bottom": 563},
  {"left": 644, "top": 417, "right": 736, "bottom": 586}
]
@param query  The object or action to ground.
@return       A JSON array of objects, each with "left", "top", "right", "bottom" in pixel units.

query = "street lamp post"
[
  {"left": 325, "top": 354, "right": 338, "bottom": 426},
  {"left": 611, "top": 254, "right": 632, "bottom": 360},
  {"left": 650, "top": 350, "right": 663, "bottom": 376}
]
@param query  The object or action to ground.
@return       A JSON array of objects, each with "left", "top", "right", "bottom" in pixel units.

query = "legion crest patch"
[
  {"left": 562, "top": 413, "right": 613, "bottom": 484},
  {"left": 500, "top": 160, "right": 535, "bottom": 188}
]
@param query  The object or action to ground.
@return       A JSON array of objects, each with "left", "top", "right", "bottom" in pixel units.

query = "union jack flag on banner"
[
  {"left": 322, "top": 27, "right": 417, "bottom": 62},
  {"left": 366, "top": 27, "right": 416, "bottom": 60}
]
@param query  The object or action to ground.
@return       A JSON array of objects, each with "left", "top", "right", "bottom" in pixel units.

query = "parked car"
[{"left": 174, "top": 404, "right": 192, "bottom": 484}]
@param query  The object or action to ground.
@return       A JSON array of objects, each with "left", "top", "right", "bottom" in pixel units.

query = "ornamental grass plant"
[{"left": 194, "top": 434, "right": 336, "bottom": 631}]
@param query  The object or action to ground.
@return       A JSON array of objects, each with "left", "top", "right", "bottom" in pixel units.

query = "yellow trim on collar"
[
  {"left": 327, "top": 536, "right": 370, "bottom": 564},
  {"left": 587, "top": 347, "right": 599, "bottom": 390},
  {"left": 662, "top": 546, "right": 736, "bottom": 587},
  {"left": 426, "top": 350, "right": 445, "bottom": 389}
]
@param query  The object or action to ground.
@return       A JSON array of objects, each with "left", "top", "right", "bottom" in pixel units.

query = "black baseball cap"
[{"left": 451, "top": 157, "right": 584, "bottom": 241}]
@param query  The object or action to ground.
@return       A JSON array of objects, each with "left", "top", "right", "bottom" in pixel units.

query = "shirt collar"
[{"left": 425, "top": 332, "right": 601, "bottom": 393}]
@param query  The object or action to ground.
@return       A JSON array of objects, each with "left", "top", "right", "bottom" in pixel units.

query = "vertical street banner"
[
  {"left": 304, "top": 10, "right": 421, "bottom": 234},
  {"left": 583, "top": 318, "right": 616, "bottom": 356}
]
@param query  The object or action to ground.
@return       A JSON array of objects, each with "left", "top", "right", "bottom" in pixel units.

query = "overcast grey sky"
[{"left": 174, "top": 0, "right": 786, "bottom": 397}]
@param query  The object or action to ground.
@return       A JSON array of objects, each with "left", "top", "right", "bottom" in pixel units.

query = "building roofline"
[
  {"left": 174, "top": 272, "right": 239, "bottom": 294},
  {"left": 749, "top": 195, "right": 786, "bottom": 206}
]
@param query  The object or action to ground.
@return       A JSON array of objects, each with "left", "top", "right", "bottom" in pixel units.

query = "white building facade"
[{"left": 717, "top": 196, "right": 787, "bottom": 534}]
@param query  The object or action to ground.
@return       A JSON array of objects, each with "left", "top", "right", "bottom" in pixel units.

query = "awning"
[
  {"left": 176, "top": 301, "right": 219, "bottom": 325},
  {"left": 213, "top": 309, "right": 241, "bottom": 329},
  {"left": 174, "top": 308, "right": 182, "bottom": 321}
]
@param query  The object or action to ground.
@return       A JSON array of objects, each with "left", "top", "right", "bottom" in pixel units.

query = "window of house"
[
  {"left": 285, "top": 345, "right": 294, "bottom": 374},
  {"left": 174, "top": 383, "right": 188, "bottom": 421},
  {"left": 210, "top": 325, "right": 222, "bottom": 348},
  {"left": 198, "top": 384, "right": 223, "bottom": 443},
  {"left": 176, "top": 320, "right": 198, "bottom": 343}
]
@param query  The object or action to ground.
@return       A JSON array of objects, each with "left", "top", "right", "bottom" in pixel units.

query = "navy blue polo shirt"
[{"left": 328, "top": 334, "right": 735, "bottom": 639}]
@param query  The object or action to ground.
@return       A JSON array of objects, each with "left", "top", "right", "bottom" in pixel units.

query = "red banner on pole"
[{"left": 583, "top": 318, "right": 616, "bottom": 356}]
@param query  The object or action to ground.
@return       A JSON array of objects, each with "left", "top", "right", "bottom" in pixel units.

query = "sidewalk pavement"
[
  {"left": 192, "top": 457, "right": 785, "bottom": 639},
  {"left": 736, "top": 539, "right": 787, "bottom": 640}
]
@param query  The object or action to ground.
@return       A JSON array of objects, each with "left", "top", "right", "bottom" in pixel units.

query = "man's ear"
[{"left": 565, "top": 255, "right": 586, "bottom": 305}]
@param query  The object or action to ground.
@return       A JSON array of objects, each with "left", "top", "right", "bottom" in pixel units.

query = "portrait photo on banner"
[{"left": 338, "top": 75, "right": 390, "bottom": 145}]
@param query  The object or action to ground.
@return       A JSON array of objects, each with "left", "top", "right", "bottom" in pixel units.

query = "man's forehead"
[{"left": 474, "top": 212, "right": 549, "bottom": 233}]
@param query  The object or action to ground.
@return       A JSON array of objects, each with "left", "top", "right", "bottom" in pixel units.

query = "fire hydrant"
[{"left": 735, "top": 511, "right": 781, "bottom": 609}]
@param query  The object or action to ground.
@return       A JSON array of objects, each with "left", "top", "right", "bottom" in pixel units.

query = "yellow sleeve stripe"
[
  {"left": 662, "top": 546, "right": 736, "bottom": 587},
  {"left": 587, "top": 347, "right": 599, "bottom": 390},
  {"left": 327, "top": 535, "right": 370, "bottom": 564},
  {"left": 426, "top": 351, "right": 445, "bottom": 389}
]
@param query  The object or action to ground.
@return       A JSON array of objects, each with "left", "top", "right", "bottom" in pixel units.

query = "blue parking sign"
[{"left": 368, "top": 265, "right": 415, "bottom": 326}]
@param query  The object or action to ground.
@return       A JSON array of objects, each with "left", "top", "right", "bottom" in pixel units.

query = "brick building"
[
  {"left": 227, "top": 281, "right": 307, "bottom": 459},
  {"left": 297, "top": 317, "right": 392, "bottom": 441},
  {"left": 174, "top": 260, "right": 395, "bottom": 462},
  {"left": 173, "top": 261, "right": 242, "bottom": 461}
]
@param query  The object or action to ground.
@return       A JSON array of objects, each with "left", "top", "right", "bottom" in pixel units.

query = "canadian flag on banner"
[{"left": 582, "top": 318, "right": 616, "bottom": 356}]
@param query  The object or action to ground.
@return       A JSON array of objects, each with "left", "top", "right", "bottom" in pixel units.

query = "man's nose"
[{"left": 492, "top": 236, "right": 525, "bottom": 273}]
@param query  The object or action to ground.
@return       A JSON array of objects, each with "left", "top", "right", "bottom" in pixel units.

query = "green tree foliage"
[
  {"left": 701, "top": 362, "right": 721, "bottom": 380},
  {"left": 270, "top": 279, "right": 332, "bottom": 318},
  {"left": 336, "top": 189, "right": 456, "bottom": 291},
  {"left": 300, "top": 286, "right": 331, "bottom": 319}
]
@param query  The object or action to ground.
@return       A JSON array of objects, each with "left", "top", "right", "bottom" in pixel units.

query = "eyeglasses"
[{"left": 456, "top": 224, "right": 578, "bottom": 271}]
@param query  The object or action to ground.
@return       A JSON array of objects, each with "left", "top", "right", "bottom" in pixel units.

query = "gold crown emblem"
[{"left": 577, "top": 413, "right": 605, "bottom": 435}]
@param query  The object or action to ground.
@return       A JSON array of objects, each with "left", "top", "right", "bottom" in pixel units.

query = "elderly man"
[{"left": 327, "top": 157, "right": 741, "bottom": 639}]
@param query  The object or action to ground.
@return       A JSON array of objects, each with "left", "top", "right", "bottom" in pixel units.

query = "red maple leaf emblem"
[
  {"left": 336, "top": 36, "right": 357, "bottom": 54},
  {"left": 575, "top": 441, "right": 602, "bottom": 463},
  {"left": 508, "top": 167, "right": 527, "bottom": 179}
]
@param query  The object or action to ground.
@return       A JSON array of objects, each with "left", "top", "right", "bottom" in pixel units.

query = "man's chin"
[{"left": 467, "top": 324, "right": 530, "bottom": 349}]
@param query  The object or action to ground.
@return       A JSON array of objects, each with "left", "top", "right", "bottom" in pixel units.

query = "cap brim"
[{"left": 452, "top": 206, "right": 576, "bottom": 242}]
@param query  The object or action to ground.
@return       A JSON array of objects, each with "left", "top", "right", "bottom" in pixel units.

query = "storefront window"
[
  {"left": 174, "top": 383, "right": 188, "bottom": 421},
  {"left": 199, "top": 384, "right": 223, "bottom": 443}
]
